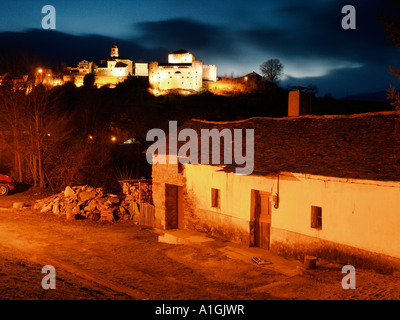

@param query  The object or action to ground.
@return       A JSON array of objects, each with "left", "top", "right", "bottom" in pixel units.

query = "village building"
[
  {"left": 63, "top": 60, "right": 95, "bottom": 87},
  {"left": 63, "top": 43, "right": 133, "bottom": 88},
  {"left": 148, "top": 49, "right": 217, "bottom": 93},
  {"left": 95, "top": 43, "right": 133, "bottom": 87},
  {"left": 149, "top": 102, "right": 400, "bottom": 262},
  {"left": 134, "top": 61, "right": 149, "bottom": 77},
  {"left": 207, "top": 71, "right": 266, "bottom": 95}
]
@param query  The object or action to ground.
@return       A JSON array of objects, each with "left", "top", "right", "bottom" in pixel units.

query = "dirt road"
[{"left": 0, "top": 188, "right": 400, "bottom": 301}]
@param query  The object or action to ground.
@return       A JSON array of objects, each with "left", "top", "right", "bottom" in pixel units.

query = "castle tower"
[{"left": 110, "top": 42, "right": 119, "bottom": 58}]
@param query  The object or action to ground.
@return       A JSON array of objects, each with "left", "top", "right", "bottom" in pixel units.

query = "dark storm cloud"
[
  {"left": 132, "top": 18, "right": 235, "bottom": 56},
  {"left": 282, "top": 62, "right": 394, "bottom": 98},
  {"left": 0, "top": 0, "right": 398, "bottom": 97},
  {"left": 0, "top": 29, "right": 168, "bottom": 70},
  {"left": 241, "top": 0, "right": 398, "bottom": 64}
]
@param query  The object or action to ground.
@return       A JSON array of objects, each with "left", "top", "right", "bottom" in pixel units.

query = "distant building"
[
  {"left": 148, "top": 49, "right": 217, "bottom": 93},
  {"left": 95, "top": 43, "right": 133, "bottom": 87},
  {"left": 26, "top": 45, "right": 218, "bottom": 90},
  {"left": 96, "top": 43, "right": 133, "bottom": 77},
  {"left": 63, "top": 43, "right": 134, "bottom": 88},
  {"left": 134, "top": 62, "right": 149, "bottom": 77},
  {"left": 64, "top": 60, "right": 95, "bottom": 87}
]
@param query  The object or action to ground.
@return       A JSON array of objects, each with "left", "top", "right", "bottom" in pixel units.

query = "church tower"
[{"left": 110, "top": 42, "right": 119, "bottom": 58}]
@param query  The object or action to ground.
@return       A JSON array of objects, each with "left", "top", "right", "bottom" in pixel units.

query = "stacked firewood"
[{"left": 120, "top": 180, "right": 153, "bottom": 205}]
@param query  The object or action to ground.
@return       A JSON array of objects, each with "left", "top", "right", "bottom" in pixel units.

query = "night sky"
[{"left": 0, "top": 0, "right": 398, "bottom": 98}]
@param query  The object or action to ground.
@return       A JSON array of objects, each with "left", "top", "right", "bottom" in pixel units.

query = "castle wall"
[
  {"left": 135, "top": 63, "right": 149, "bottom": 76},
  {"left": 202, "top": 65, "right": 217, "bottom": 82},
  {"left": 148, "top": 60, "right": 203, "bottom": 91}
]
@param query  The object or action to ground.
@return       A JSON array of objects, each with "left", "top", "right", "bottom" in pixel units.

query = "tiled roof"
[
  {"left": 172, "top": 49, "right": 189, "bottom": 54},
  {"left": 164, "top": 111, "right": 400, "bottom": 181},
  {"left": 115, "top": 62, "right": 128, "bottom": 68},
  {"left": 158, "top": 63, "right": 192, "bottom": 67}
]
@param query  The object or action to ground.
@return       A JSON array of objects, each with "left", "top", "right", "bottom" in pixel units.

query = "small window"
[
  {"left": 311, "top": 206, "right": 322, "bottom": 228},
  {"left": 211, "top": 188, "right": 220, "bottom": 208}
]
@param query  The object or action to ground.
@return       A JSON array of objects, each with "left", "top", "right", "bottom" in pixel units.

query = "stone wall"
[
  {"left": 270, "top": 227, "right": 400, "bottom": 272},
  {"left": 151, "top": 161, "right": 251, "bottom": 244},
  {"left": 151, "top": 162, "right": 186, "bottom": 229}
]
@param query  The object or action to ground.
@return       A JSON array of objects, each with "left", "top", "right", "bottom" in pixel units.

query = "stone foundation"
[
  {"left": 270, "top": 228, "right": 400, "bottom": 273},
  {"left": 185, "top": 208, "right": 251, "bottom": 246}
]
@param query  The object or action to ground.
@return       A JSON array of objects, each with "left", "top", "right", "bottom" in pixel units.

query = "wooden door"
[
  {"left": 165, "top": 184, "right": 183, "bottom": 229},
  {"left": 253, "top": 190, "right": 271, "bottom": 249}
]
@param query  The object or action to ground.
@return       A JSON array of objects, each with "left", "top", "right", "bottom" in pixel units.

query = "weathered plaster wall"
[
  {"left": 271, "top": 173, "right": 400, "bottom": 259},
  {"left": 152, "top": 161, "right": 400, "bottom": 259}
]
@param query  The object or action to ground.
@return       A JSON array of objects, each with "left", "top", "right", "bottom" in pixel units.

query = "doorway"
[
  {"left": 164, "top": 184, "right": 184, "bottom": 229},
  {"left": 251, "top": 190, "right": 271, "bottom": 249}
]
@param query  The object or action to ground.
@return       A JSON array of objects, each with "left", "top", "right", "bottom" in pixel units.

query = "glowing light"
[
  {"left": 148, "top": 87, "right": 165, "bottom": 96},
  {"left": 111, "top": 136, "right": 117, "bottom": 142},
  {"left": 38, "top": 69, "right": 43, "bottom": 73},
  {"left": 88, "top": 135, "right": 93, "bottom": 140}
]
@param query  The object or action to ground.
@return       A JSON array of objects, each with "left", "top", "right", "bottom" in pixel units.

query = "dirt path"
[{"left": 1, "top": 188, "right": 400, "bottom": 300}]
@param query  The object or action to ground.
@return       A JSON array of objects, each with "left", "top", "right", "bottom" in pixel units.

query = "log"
[
  {"left": 304, "top": 256, "right": 317, "bottom": 269},
  {"left": 13, "top": 202, "right": 25, "bottom": 209}
]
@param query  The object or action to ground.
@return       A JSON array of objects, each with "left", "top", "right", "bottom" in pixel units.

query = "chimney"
[{"left": 288, "top": 88, "right": 312, "bottom": 117}]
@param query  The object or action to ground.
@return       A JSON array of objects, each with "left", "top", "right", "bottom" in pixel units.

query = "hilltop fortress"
[{"left": 63, "top": 43, "right": 217, "bottom": 92}]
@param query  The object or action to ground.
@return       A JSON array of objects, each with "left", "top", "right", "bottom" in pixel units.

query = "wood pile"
[
  {"left": 33, "top": 185, "right": 131, "bottom": 221},
  {"left": 120, "top": 180, "right": 153, "bottom": 205}
]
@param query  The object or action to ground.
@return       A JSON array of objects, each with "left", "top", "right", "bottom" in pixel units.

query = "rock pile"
[{"left": 33, "top": 185, "right": 131, "bottom": 221}]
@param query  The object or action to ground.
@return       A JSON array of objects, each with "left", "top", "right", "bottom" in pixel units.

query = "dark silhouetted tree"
[
  {"left": 83, "top": 73, "right": 95, "bottom": 88},
  {"left": 260, "top": 59, "right": 284, "bottom": 83},
  {"left": 380, "top": 4, "right": 400, "bottom": 109}
]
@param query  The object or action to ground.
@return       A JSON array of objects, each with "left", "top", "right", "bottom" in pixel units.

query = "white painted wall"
[
  {"left": 135, "top": 63, "right": 149, "bottom": 76},
  {"left": 202, "top": 65, "right": 217, "bottom": 81},
  {"left": 148, "top": 61, "right": 203, "bottom": 91},
  {"left": 168, "top": 52, "right": 195, "bottom": 64},
  {"left": 183, "top": 165, "right": 400, "bottom": 258}
]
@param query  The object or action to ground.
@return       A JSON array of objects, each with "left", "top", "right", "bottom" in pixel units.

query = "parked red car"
[{"left": 0, "top": 174, "right": 16, "bottom": 196}]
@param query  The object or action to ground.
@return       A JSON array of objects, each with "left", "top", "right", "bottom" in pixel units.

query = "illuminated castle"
[
  {"left": 148, "top": 49, "right": 217, "bottom": 92},
  {"left": 96, "top": 42, "right": 133, "bottom": 78},
  {"left": 63, "top": 46, "right": 217, "bottom": 91},
  {"left": 64, "top": 43, "right": 133, "bottom": 87}
]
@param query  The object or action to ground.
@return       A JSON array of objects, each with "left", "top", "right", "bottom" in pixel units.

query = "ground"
[{"left": 0, "top": 187, "right": 400, "bottom": 302}]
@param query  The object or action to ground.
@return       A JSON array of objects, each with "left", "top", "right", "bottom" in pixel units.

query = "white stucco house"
[{"left": 149, "top": 110, "right": 400, "bottom": 264}]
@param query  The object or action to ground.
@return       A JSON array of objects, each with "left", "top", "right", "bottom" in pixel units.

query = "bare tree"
[
  {"left": 380, "top": 5, "right": 400, "bottom": 109},
  {"left": 260, "top": 59, "right": 284, "bottom": 83},
  {"left": 25, "top": 83, "right": 71, "bottom": 188},
  {"left": 0, "top": 79, "right": 26, "bottom": 182}
]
